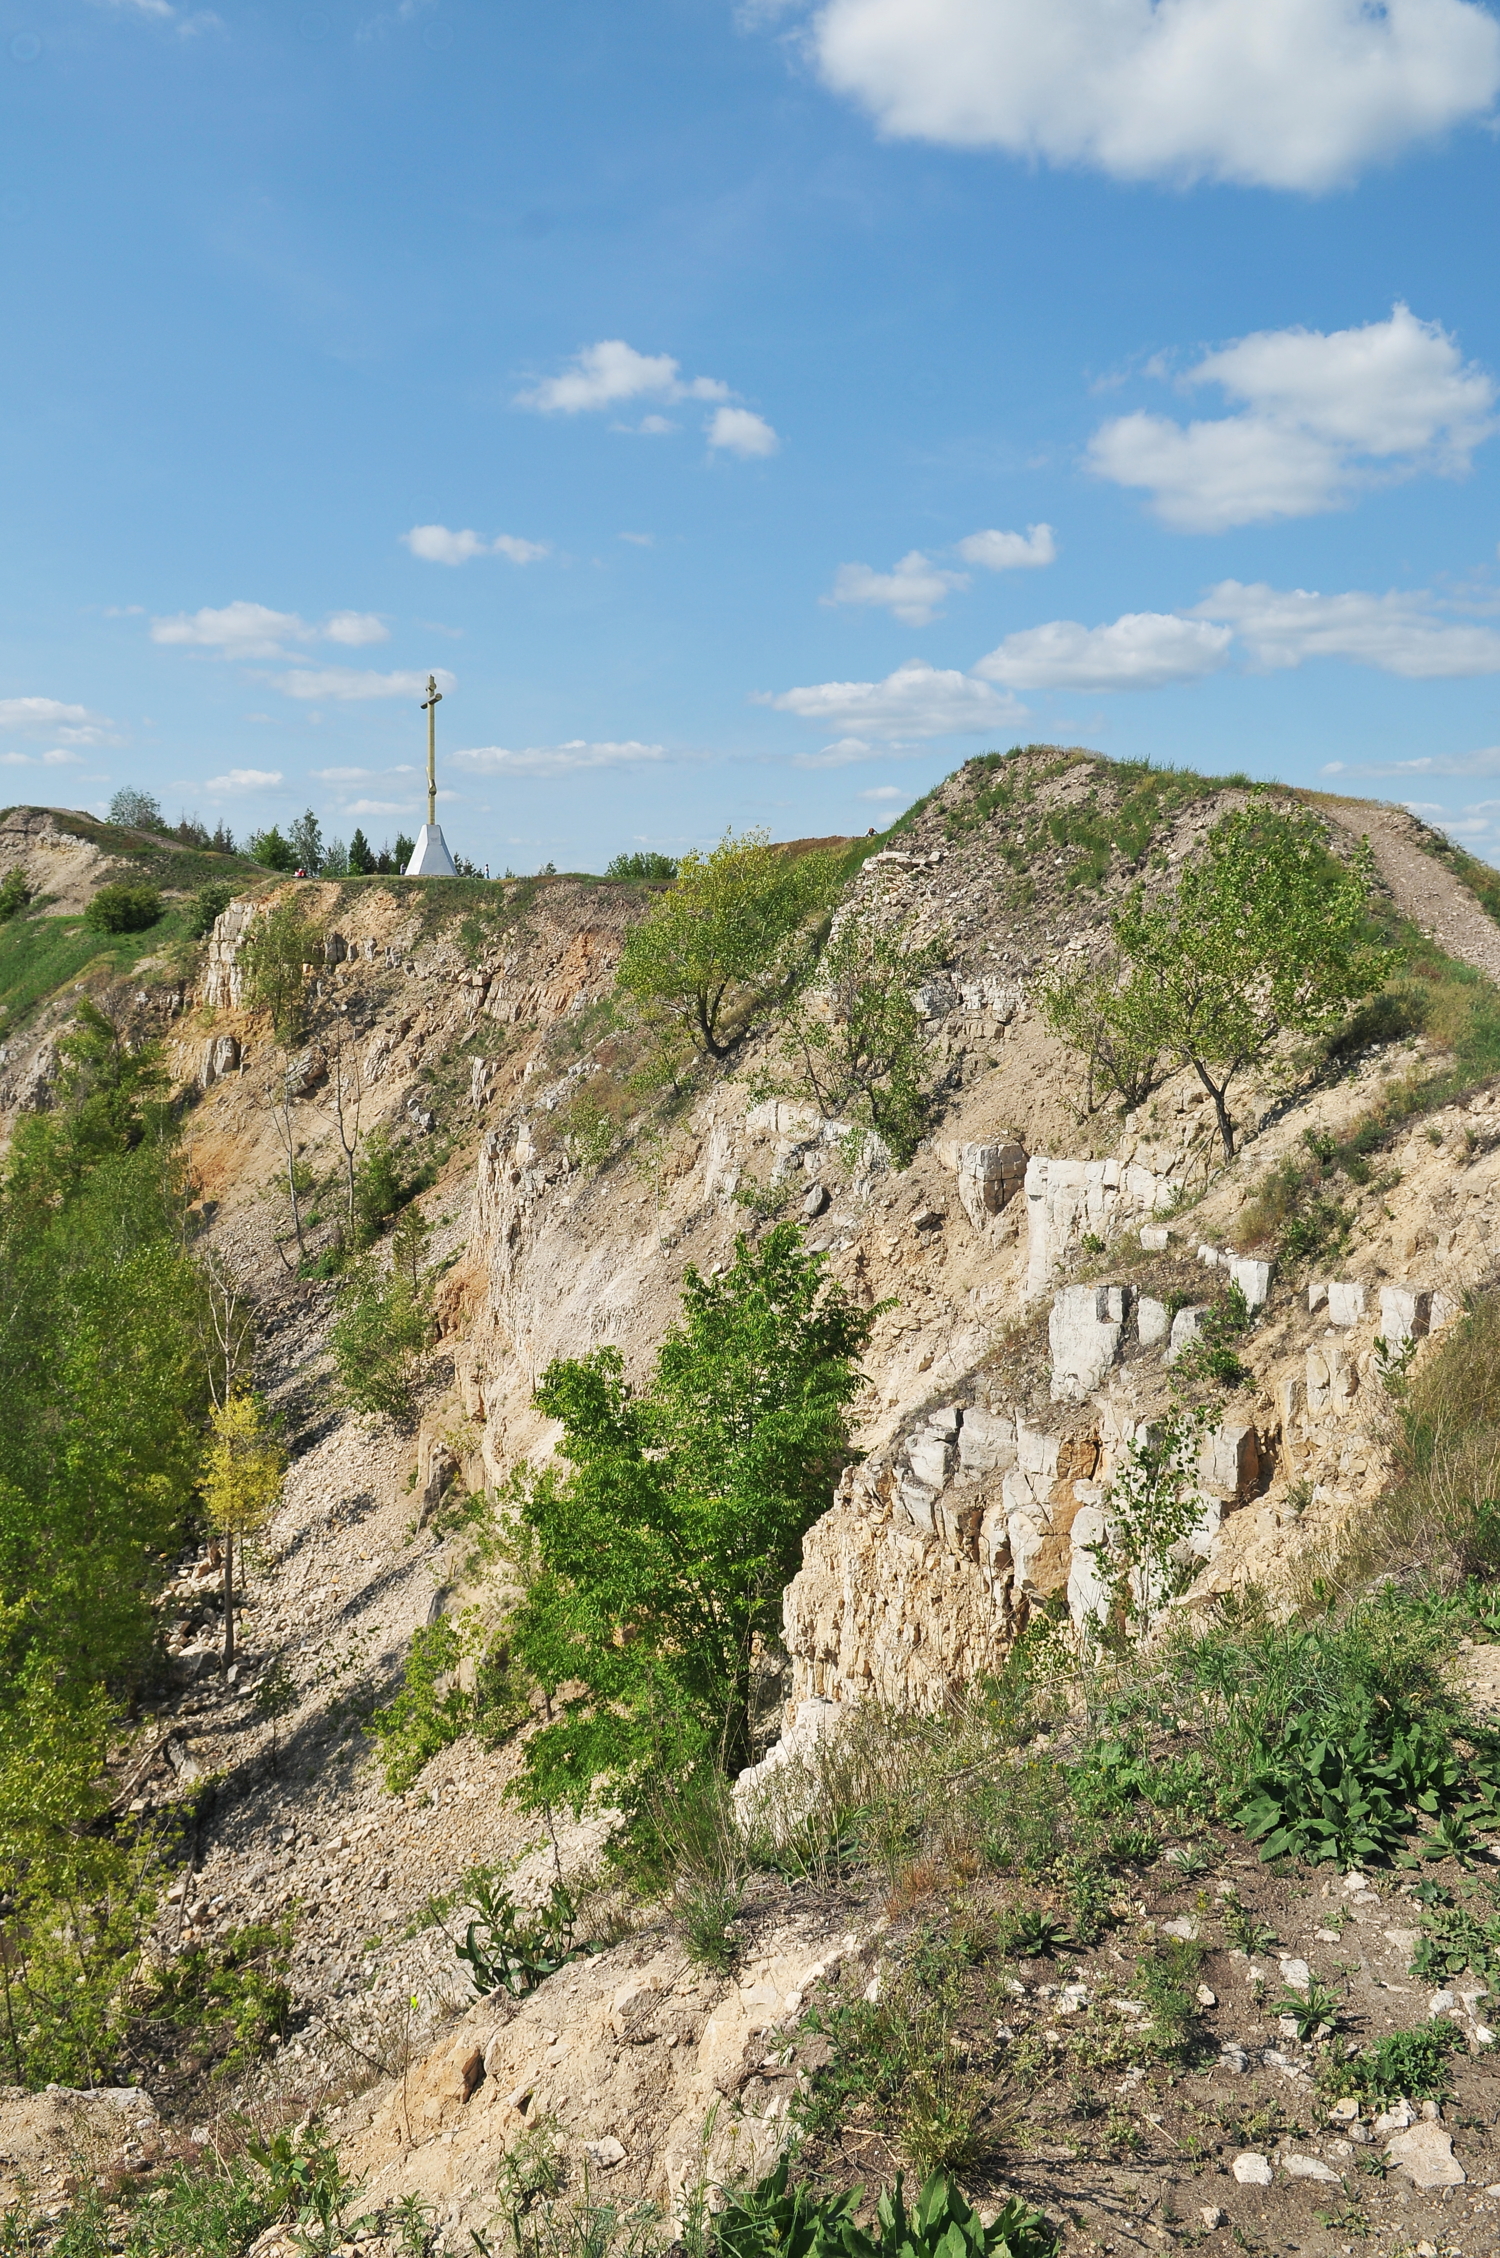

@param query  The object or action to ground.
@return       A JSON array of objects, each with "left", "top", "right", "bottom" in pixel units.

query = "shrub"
[
  {"left": 83, "top": 881, "right": 163, "bottom": 935},
  {"left": 188, "top": 880, "right": 235, "bottom": 938},
  {"left": 330, "top": 1253, "right": 433, "bottom": 1423},
  {"left": 617, "top": 829, "right": 837, "bottom": 1060},
  {"left": 241, "top": 893, "right": 316, "bottom": 1039},
  {"left": 718, "top": 2165, "right": 1054, "bottom": 2258},
  {"left": 1335, "top": 2019, "right": 1465, "bottom": 2105},
  {"left": 247, "top": 825, "right": 296, "bottom": 873},
  {"left": 367, "top": 1611, "right": 525, "bottom": 1790},
  {"left": 606, "top": 850, "right": 678, "bottom": 881},
  {"left": 0, "top": 868, "right": 30, "bottom": 922},
  {"left": 778, "top": 909, "right": 946, "bottom": 1164}
]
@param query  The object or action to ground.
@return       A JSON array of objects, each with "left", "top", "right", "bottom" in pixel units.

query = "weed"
[
  {"left": 1332, "top": 2019, "right": 1465, "bottom": 2104},
  {"left": 439, "top": 1874, "right": 602, "bottom": 1999},
  {"left": 995, "top": 1909, "right": 1070, "bottom": 1959},
  {"left": 675, "top": 1877, "right": 742, "bottom": 1972},
  {"left": 1271, "top": 1974, "right": 1341, "bottom": 2040}
]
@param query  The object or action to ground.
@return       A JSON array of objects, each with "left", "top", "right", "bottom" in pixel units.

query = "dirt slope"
[{"left": 1321, "top": 795, "right": 1500, "bottom": 984}]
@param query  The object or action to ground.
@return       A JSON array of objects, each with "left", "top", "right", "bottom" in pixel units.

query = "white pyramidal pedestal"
[{"left": 404, "top": 822, "right": 458, "bottom": 878}]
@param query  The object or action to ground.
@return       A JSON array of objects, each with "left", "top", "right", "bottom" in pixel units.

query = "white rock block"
[
  {"left": 1327, "top": 1281, "right": 1367, "bottom": 1326},
  {"left": 1165, "top": 1305, "right": 1209, "bottom": 1364},
  {"left": 1229, "top": 1256, "right": 1273, "bottom": 1310},
  {"left": 1197, "top": 1244, "right": 1221, "bottom": 1267},
  {"left": 1385, "top": 2121, "right": 1466, "bottom": 2188},
  {"left": 1049, "top": 1285, "right": 1127, "bottom": 1401},
  {"left": 1139, "top": 1225, "right": 1170, "bottom": 1252},
  {"left": 1067, "top": 1504, "right": 1113, "bottom": 1631},
  {"left": 956, "top": 1408, "right": 1014, "bottom": 1475},
  {"left": 1137, "top": 1296, "right": 1170, "bottom": 1347},
  {"left": 1283, "top": 2155, "right": 1339, "bottom": 2184},
  {"left": 1231, "top": 2153, "right": 1273, "bottom": 2186},
  {"left": 1379, "top": 1285, "right": 1432, "bottom": 1346},
  {"left": 1199, "top": 1422, "right": 1259, "bottom": 1500},
  {"left": 1308, "top": 1281, "right": 1328, "bottom": 1312}
]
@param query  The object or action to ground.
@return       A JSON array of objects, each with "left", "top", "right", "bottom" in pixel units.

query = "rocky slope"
[{"left": 6, "top": 754, "right": 1500, "bottom": 2252}]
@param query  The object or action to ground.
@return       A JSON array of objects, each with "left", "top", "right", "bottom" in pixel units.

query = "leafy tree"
[
  {"left": 617, "top": 830, "right": 837, "bottom": 1060},
  {"left": 248, "top": 825, "right": 296, "bottom": 873},
  {"left": 1061, "top": 803, "right": 1392, "bottom": 1156},
  {"left": 394, "top": 830, "right": 416, "bottom": 870},
  {"left": 508, "top": 1225, "right": 878, "bottom": 1809},
  {"left": 83, "top": 881, "right": 162, "bottom": 935},
  {"left": 189, "top": 879, "right": 236, "bottom": 939},
  {"left": 330, "top": 1253, "right": 433, "bottom": 1422},
  {"left": 107, "top": 786, "right": 162, "bottom": 831},
  {"left": 288, "top": 808, "right": 324, "bottom": 874},
  {"left": 0, "top": 868, "right": 30, "bottom": 922},
  {"left": 779, "top": 909, "right": 946, "bottom": 1164},
  {"left": 242, "top": 894, "right": 316, "bottom": 1040},
  {"left": 606, "top": 850, "right": 678, "bottom": 881},
  {"left": 347, "top": 828, "right": 376, "bottom": 875},
  {"left": 1038, "top": 946, "right": 1164, "bottom": 1116},
  {"left": 321, "top": 835, "right": 349, "bottom": 877},
  {"left": 201, "top": 1393, "right": 285, "bottom": 1667},
  {"left": 53, "top": 997, "right": 170, "bottom": 1164}
]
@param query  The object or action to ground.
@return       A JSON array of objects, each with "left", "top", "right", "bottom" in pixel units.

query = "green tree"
[
  {"left": 394, "top": 830, "right": 416, "bottom": 870},
  {"left": 1038, "top": 945, "right": 1164, "bottom": 1116},
  {"left": 508, "top": 1225, "right": 878, "bottom": 1808},
  {"left": 780, "top": 909, "right": 946, "bottom": 1164},
  {"left": 1072, "top": 804, "right": 1392, "bottom": 1156},
  {"left": 107, "top": 786, "right": 162, "bottom": 831},
  {"left": 242, "top": 894, "right": 316, "bottom": 1040},
  {"left": 189, "top": 879, "right": 236, "bottom": 939},
  {"left": 201, "top": 1392, "right": 285, "bottom": 1667},
  {"left": 288, "top": 809, "right": 324, "bottom": 874},
  {"left": 0, "top": 868, "right": 30, "bottom": 922},
  {"left": 249, "top": 825, "right": 296, "bottom": 873},
  {"left": 52, "top": 998, "right": 170, "bottom": 1165},
  {"left": 347, "top": 829, "right": 376, "bottom": 875},
  {"left": 83, "top": 881, "right": 162, "bottom": 935},
  {"left": 617, "top": 830, "right": 837, "bottom": 1060},
  {"left": 330, "top": 1255, "right": 433, "bottom": 1423}
]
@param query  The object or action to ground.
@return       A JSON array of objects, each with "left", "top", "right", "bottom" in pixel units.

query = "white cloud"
[
  {"left": 311, "top": 766, "right": 375, "bottom": 781},
  {"left": 637, "top": 415, "right": 677, "bottom": 435},
  {"left": 975, "top": 612, "right": 1233, "bottom": 691},
  {"left": 203, "top": 768, "right": 284, "bottom": 793},
  {"left": 323, "top": 610, "right": 389, "bottom": 646},
  {"left": 402, "top": 525, "right": 549, "bottom": 566},
  {"left": 1192, "top": 579, "right": 1500, "bottom": 676},
  {"left": 825, "top": 551, "right": 967, "bottom": 626},
  {"left": 619, "top": 531, "right": 655, "bottom": 546},
  {"left": 346, "top": 798, "right": 416, "bottom": 817},
  {"left": 859, "top": 784, "right": 914, "bottom": 800},
  {"left": 274, "top": 667, "right": 456, "bottom": 702},
  {"left": 795, "top": 0, "right": 1500, "bottom": 191},
  {"left": 152, "top": 600, "right": 313, "bottom": 659},
  {"left": 1088, "top": 305, "right": 1496, "bottom": 531},
  {"left": 517, "top": 340, "right": 729, "bottom": 414},
  {"left": 0, "top": 695, "right": 111, "bottom": 745},
  {"left": 452, "top": 740, "right": 667, "bottom": 778},
  {"left": 759, "top": 660, "right": 1023, "bottom": 741},
  {"left": 707, "top": 405, "right": 780, "bottom": 457},
  {"left": 957, "top": 523, "right": 1057, "bottom": 570},
  {"left": 151, "top": 600, "right": 401, "bottom": 660},
  {"left": 1330, "top": 745, "right": 1500, "bottom": 779}
]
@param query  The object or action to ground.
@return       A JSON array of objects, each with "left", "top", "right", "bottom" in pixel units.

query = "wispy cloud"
[
  {"left": 0, "top": 695, "right": 113, "bottom": 746},
  {"left": 274, "top": 667, "right": 456, "bottom": 702},
  {"left": 1191, "top": 580, "right": 1500, "bottom": 677},
  {"left": 518, "top": 339, "right": 779, "bottom": 455},
  {"left": 452, "top": 739, "right": 666, "bottom": 778},
  {"left": 203, "top": 768, "right": 283, "bottom": 793},
  {"left": 825, "top": 553, "right": 968, "bottom": 627}
]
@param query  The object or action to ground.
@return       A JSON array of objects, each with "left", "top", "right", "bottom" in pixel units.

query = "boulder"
[
  {"left": 1228, "top": 1256, "right": 1272, "bottom": 1310},
  {"left": 1137, "top": 1296, "right": 1169, "bottom": 1347},
  {"left": 1165, "top": 1305, "right": 1209, "bottom": 1365},
  {"left": 1327, "top": 1281, "right": 1366, "bottom": 1326},
  {"left": 1385, "top": 2121, "right": 1465, "bottom": 2189},
  {"left": 1049, "top": 1285, "right": 1127, "bottom": 1401},
  {"left": 953, "top": 1140, "right": 1027, "bottom": 1230},
  {"left": 1379, "top": 1284, "right": 1432, "bottom": 1346}
]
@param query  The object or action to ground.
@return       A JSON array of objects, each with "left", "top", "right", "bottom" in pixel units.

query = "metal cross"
[{"left": 420, "top": 673, "right": 443, "bottom": 827}]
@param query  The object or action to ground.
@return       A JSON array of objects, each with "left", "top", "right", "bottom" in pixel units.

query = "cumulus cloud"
[
  {"left": 1088, "top": 305, "right": 1496, "bottom": 531},
  {"left": 759, "top": 660, "right": 1023, "bottom": 741},
  {"left": 203, "top": 768, "right": 283, "bottom": 793},
  {"left": 518, "top": 341, "right": 778, "bottom": 455},
  {"left": 792, "top": 0, "right": 1500, "bottom": 191},
  {"left": 518, "top": 340, "right": 729, "bottom": 414},
  {"left": 707, "top": 405, "right": 780, "bottom": 457},
  {"left": 1191, "top": 579, "right": 1500, "bottom": 676},
  {"left": 825, "top": 551, "right": 968, "bottom": 626},
  {"left": 957, "top": 524, "right": 1057, "bottom": 570},
  {"left": 452, "top": 740, "right": 666, "bottom": 778},
  {"left": 975, "top": 612, "right": 1233, "bottom": 691},
  {"left": 401, "top": 525, "right": 549, "bottom": 566},
  {"left": 151, "top": 601, "right": 395, "bottom": 659},
  {"left": 0, "top": 695, "right": 111, "bottom": 746},
  {"left": 274, "top": 667, "right": 456, "bottom": 702}
]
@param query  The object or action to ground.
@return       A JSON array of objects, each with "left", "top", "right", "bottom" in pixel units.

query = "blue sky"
[{"left": 5, "top": 0, "right": 1500, "bottom": 871}]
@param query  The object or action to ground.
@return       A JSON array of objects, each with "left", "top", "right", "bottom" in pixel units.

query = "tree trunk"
[
  {"left": 222, "top": 1532, "right": 235, "bottom": 1668},
  {"left": 1192, "top": 1060, "right": 1235, "bottom": 1157}
]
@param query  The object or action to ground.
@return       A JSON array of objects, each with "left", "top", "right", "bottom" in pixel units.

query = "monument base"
[{"left": 404, "top": 823, "right": 458, "bottom": 878}]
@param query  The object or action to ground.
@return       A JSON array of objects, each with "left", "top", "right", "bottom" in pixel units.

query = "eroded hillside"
[{"left": 9, "top": 754, "right": 1500, "bottom": 2258}]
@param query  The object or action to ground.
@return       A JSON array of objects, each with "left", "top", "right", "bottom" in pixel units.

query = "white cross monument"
[{"left": 403, "top": 674, "right": 459, "bottom": 877}]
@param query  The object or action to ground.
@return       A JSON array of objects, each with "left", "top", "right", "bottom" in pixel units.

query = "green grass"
[{"left": 0, "top": 905, "right": 198, "bottom": 1031}]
